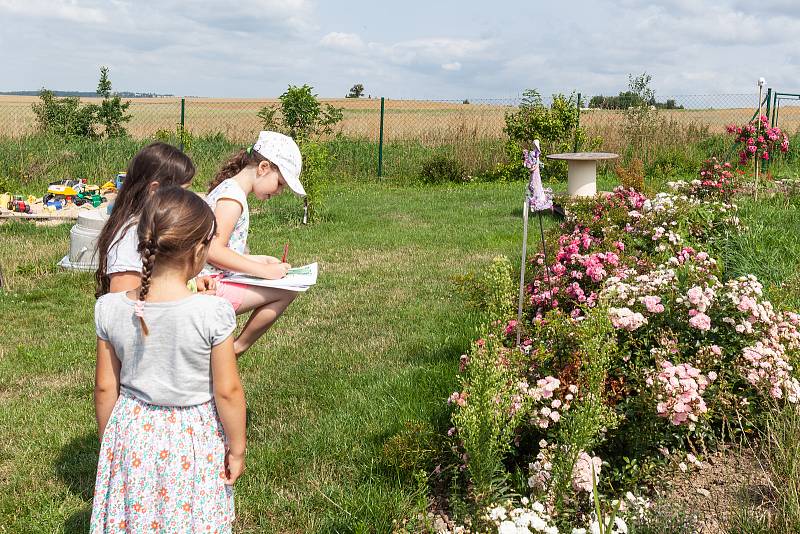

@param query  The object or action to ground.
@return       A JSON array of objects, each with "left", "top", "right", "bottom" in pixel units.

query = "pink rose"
[{"left": 689, "top": 313, "right": 712, "bottom": 331}]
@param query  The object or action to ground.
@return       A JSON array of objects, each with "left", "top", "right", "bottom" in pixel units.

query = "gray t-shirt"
[{"left": 95, "top": 292, "right": 237, "bottom": 407}]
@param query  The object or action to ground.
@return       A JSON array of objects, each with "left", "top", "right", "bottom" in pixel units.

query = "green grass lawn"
[
  {"left": 0, "top": 180, "right": 567, "bottom": 533},
  {"left": 3, "top": 175, "right": 800, "bottom": 533}
]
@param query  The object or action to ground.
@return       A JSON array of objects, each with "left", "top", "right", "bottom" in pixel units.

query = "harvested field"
[{"left": 3, "top": 95, "right": 799, "bottom": 146}]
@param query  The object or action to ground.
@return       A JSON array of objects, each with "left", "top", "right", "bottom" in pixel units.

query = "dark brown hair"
[
  {"left": 95, "top": 142, "right": 195, "bottom": 297},
  {"left": 207, "top": 147, "right": 276, "bottom": 193},
  {"left": 135, "top": 186, "right": 216, "bottom": 335}
]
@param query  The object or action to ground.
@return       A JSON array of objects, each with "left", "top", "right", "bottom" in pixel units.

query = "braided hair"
[{"left": 134, "top": 187, "right": 216, "bottom": 336}]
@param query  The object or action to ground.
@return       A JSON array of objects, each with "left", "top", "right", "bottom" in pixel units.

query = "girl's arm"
[
  {"left": 109, "top": 272, "right": 141, "bottom": 293},
  {"left": 95, "top": 338, "right": 121, "bottom": 440},
  {"left": 211, "top": 335, "right": 247, "bottom": 484},
  {"left": 207, "top": 199, "right": 290, "bottom": 279}
]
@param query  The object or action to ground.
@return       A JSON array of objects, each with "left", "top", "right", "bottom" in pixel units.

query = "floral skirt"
[{"left": 90, "top": 393, "right": 234, "bottom": 533}]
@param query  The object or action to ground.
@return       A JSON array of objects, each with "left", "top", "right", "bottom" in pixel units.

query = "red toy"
[{"left": 8, "top": 196, "right": 32, "bottom": 213}]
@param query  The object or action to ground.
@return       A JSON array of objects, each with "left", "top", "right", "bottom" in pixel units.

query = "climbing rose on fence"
[{"left": 726, "top": 115, "right": 789, "bottom": 164}]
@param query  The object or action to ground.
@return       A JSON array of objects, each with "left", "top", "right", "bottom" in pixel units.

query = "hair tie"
[
  {"left": 246, "top": 146, "right": 253, "bottom": 155},
  {"left": 134, "top": 299, "right": 145, "bottom": 319}
]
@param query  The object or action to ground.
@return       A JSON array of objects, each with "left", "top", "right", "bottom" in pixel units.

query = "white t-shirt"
[
  {"left": 201, "top": 179, "right": 250, "bottom": 276},
  {"left": 95, "top": 292, "right": 237, "bottom": 406},
  {"left": 106, "top": 220, "right": 141, "bottom": 274}
]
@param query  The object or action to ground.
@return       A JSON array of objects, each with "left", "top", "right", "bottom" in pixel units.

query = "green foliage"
[
  {"left": 483, "top": 256, "right": 515, "bottom": 324},
  {"left": 502, "top": 89, "right": 589, "bottom": 181},
  {"left": 550, "top": 309, "right": 619, "bottom": 511},
  {"left": 730, "top": 403, "right": 800, "bottom": 533},
  {"left": 298, "top": 140, "right": 332, "bottom": 222},
  {"left": 347, "top": 84, "right": 365, "bottom": 98},
  {"left": 30, "top": 67, "right": 131, "bottom": 139},
  {"left": 154, "top": 124, "right": 194, "bottom": 151},
  {"left": 95, "top": 66, "right": 131, "bottom": 138},
  {"left": 257, "top": 84, "right": 343, "bottom": 140},
  {"left": 623, "top": 73, "right": 662, "bottom": 163},
  {"left": 453, "top": 255, "right": 515, "bottom": 322},
  {"left": 451, "top": 334, "right": 528, "bottom": 504},
  {"left": 589, "top": 72, "right": 683, "bottom": 110},
  {"left": 31, "top": 90, "right": 98, "bottom": 138},
  {"left": 419, "top": 154, "right": 468, "bottom": 184}
]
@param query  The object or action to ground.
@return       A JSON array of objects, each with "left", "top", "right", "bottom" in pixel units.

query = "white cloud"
[
  {"left": 320, "top": 32, "right": 365, "bottom": 52},
  {"left": 0, "top": 0, "right": 108, "bottom": 23},
  {"left": 1, "top": 0, "right": 800, "bottom": 99}
]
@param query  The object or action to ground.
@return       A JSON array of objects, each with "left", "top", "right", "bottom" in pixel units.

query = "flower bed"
[{"left": 410, "top": 163, "right": 800, "bottom": 533}]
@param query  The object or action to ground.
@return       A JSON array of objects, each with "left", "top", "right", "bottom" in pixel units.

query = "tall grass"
[{"left": 728, "top": 404, "right": 800, "bottom": 533}]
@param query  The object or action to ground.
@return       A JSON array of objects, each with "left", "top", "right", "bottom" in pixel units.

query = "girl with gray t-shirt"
[{"left": 91, "top": 187, "right": 246, "bottom": 532}]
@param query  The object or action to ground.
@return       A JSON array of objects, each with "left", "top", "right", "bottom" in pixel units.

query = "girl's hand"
[
  {"left": 247, "top": 255, "right": 280, "bottom": 265},
  {"left": 224, "top": 449, "right": 245, "bottom": 485},
  {"left": 256, "top": 262, "right": 291, "bottom": 280},
  {"left": 195, "top": 275, "right": 218, "bottom": 294}
]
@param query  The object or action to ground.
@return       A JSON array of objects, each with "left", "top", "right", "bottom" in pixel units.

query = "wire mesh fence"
[{"left": 1, "top": 92, "right": 798, "bottom": 180}]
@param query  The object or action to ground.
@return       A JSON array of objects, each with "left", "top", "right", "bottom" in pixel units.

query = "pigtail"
[{"left": 208, "top": 148, "right": 267, "bottom": 192}]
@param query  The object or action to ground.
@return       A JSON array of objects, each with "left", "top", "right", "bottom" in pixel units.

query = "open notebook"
[{"left": 222, "top": 262, "right": 318, "bottom": 292}]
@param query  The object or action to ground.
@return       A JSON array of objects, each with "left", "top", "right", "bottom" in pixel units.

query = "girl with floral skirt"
[{"left": 91, "top": 186, "right": 246, "bottom": 532}]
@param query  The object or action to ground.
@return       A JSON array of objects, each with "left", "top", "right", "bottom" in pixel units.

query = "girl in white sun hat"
[{"left": 202, "top": 131, "right": 305, "bottom": 357}]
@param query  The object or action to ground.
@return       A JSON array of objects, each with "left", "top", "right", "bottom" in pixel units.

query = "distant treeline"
[
  {"left": 588, "top": 92, "right": 684, "bottom": 110},
  {"left": 0, "top": 90, "right": 174, "bottom": 98}
]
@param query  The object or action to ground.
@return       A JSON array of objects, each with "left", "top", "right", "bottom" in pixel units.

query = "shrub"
[
  {"left": 257, "top": 84, "right": 343, "bottom": 140},
  {"left": 31, "top": 67, "right": 131, "bottom": 139},
  {"left": 31, "top": 90, "right": 97, "bottom": 138},
  {"left": 419, "top": 154, "right": 468, "bottom": 184},
  {"left": 502, "top": 90, "right": 588, "bottom": 182}
]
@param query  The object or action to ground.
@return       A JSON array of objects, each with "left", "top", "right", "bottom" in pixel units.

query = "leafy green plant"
[
  {"left": 451, "top": 334, "right": 527, "bottom": 505},
  {"left": 419, "top": 154, "right": 468, "bottom": 184},
  {"left": 153, "top": 124, "right": 194, "bottom": 151},
  {"left": 257, "top": 84, "right": 343, "bottom": 140},
  {"left": 31, "top": 90, "right": 98, "bottom": 138},
  {"left": 95, "top": 66, "right": 131, "bottom": 138},
  {"left": 501, "top": 89, "right": 591, "bottom": 182},
  {"left": 453, "top": 256, "right": 515, "bottom": 322},
  {"left": 298, "top": 140, "right": 332, "bottom": 222}
]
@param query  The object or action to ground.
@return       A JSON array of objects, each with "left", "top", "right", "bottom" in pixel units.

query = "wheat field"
[{"left": 1, "top": 95, "right": 798, "bottom": 146}]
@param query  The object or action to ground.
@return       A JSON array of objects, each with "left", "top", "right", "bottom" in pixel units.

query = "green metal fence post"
[
  {"left": 378, "top": 97, "right": 385, "bottom": 177},
  {"left": 764, "top": 88, "right": 772, "bottom": 125},
  {"left": 179, "top": 98, "right": 186, "bottom": 152},
  {"left": 574, "top": 92, "right": 581, "bottom": 152}
]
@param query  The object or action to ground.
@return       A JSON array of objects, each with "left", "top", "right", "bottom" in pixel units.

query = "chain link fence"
[{"left": 1, "top": 92, "right": 798, "bottom": 180}]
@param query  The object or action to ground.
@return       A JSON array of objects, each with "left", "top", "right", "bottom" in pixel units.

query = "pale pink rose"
[{"left": 689, "top": 313, "right": 712, "bottom": 331}]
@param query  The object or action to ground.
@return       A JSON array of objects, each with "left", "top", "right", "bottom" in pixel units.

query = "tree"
[
  {"left": 346, "top": 83, "right": 365, "bottom": 98},
  {"left": 96, "top": 66, "right": 131, "bottom": 137}
]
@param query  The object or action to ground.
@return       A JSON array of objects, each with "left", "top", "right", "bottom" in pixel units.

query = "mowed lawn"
[{"left": 0, "top": 180, "right": 558, "bottom": 533}]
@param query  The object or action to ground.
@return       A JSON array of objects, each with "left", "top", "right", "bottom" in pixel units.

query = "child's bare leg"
[{"left": 233, "top": 287, "right": 297, "bottom": 356}]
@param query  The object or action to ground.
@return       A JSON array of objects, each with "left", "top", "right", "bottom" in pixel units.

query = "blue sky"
[{"left": 0, "top": 0, "right": 797, "bottom": 99}]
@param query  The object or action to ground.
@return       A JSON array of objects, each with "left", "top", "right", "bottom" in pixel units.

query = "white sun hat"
[{"left": 252, "top": 131, "right": 305, "bottom": 196}]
